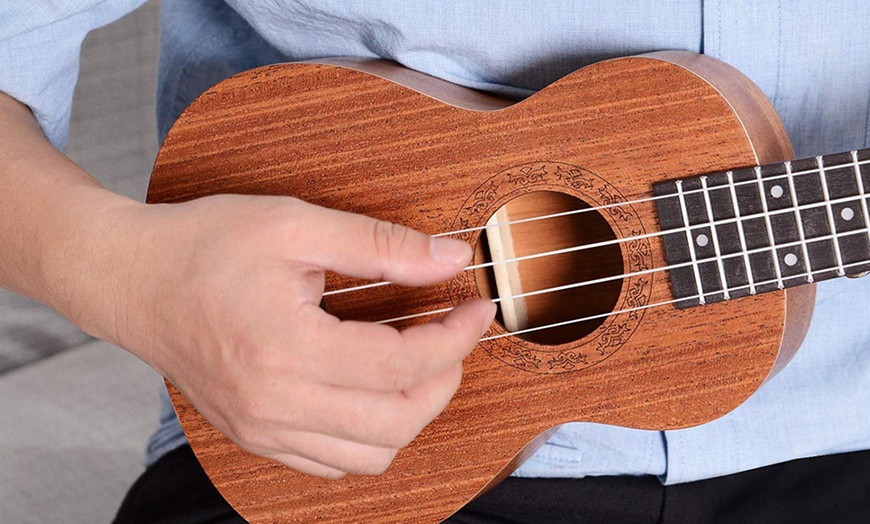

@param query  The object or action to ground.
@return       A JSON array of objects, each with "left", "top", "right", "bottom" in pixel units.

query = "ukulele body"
[{"left": 148, "top": 51, "right": 815, "bottom": 523}]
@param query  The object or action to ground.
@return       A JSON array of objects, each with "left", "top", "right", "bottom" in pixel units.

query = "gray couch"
[{"left": 0, "top": 3, "right": 166, "bottom": 522}]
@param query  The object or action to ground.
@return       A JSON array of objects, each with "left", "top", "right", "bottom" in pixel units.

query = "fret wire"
[
  {"left": 852, "top": 151, "right": 870, "bottom": 247},
  {"left": 700, "top": 176, "right": 730, "bottom": 299},
  {"left": 726, "top": 170, "right": 756, "bottom": 294},
  {"left": 675, "top": 180, "right": 706, "bottom": 304},
  {"left": 817, "top": 156, "right": 846, "bottom": 276},
  {"left": 436, "top": 155, "right": 870, "bottom": 240},
  {"left": 785, "top": 160, "right": 814, "bottom": 283},
  {"left": 326, "top": 189, "right": 870, "bottom": 297},
  {"left": 329, "top": 185, "right": 870, "bottom": 297},
  {"left": 443, "top": 156, "right": 870, "bottom": 238},
  {"left": 328, "top": 153, "right": 870, "bottom": 298},
  {"left": 379, "top": 227, "right": 870, "bottom": 325},
  {"left": 755, "top": 166, "right": 785, "bottom": 288}
]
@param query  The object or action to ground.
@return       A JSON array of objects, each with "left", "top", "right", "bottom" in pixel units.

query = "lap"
[{"left": 113, "top": 445, "right": 870, "bottom": 524}]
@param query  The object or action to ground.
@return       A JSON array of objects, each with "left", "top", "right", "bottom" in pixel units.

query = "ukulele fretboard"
[{"left": 655, "top": 149, "right": 870, "bottom": 308}]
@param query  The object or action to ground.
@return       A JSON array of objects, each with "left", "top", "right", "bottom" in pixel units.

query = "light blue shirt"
[{"left": 3, "top": 0, "right": 870, "bottom": 485}]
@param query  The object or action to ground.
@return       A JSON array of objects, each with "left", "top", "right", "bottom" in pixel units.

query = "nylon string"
[
  {"left": 323, "top": 151, "right": 870, "bottom": 297},
  {"left": 375, "top": 227, "right": 868, "bottom": 325},
  {"left": 478, "top": 259, "right": 869, "bottom": 342},
  {"left": 318, "top": 153, "right": 870, "bottom": 338},
  {"left": 324, "top": 180, "right": 870, "bottom": 297}
]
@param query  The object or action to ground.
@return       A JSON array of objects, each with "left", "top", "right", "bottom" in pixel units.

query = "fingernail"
[{"left": 429, "top": 236, "right": 471, "bottom": 264}]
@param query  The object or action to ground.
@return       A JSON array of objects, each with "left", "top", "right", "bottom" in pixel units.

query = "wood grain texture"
[
  {"left": 148, "top": 52, "right": 814, "bottom": 523},
  {"left": 641, "top": 51, "right": 815, "bottom": 381}
]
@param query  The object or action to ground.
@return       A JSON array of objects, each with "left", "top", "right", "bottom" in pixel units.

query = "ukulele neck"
[{"left": 655, "top": 149, "right": 870, "bottom": 308}]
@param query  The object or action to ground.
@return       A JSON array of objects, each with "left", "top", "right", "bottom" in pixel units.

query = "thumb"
[{"left": 288, "top": 199, "right": 472, "bottom": 286}]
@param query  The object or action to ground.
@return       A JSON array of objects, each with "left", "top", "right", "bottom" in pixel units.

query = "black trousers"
[{"left": 114, "top": 445, "right": 870, "bottom": 524}]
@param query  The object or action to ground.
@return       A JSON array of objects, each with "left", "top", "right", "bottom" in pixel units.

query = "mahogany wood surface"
[{"left": 148, "top": 51, "right": 814, "bottom": 523}]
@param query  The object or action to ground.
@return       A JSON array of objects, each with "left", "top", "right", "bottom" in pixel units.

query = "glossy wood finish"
[{"left": 148, "top": 51, "right": 814, "bottom": 523}]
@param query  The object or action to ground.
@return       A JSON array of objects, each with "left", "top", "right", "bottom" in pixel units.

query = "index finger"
[
  {"left": 295, "top": 298, "right": 496, "bottom": 391},
  {"left": 281, "top": 199, "right": 473, "bottom": 287}
]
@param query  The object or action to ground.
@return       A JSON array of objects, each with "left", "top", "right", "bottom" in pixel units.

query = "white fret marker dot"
[
  {"left": 696, "top": 234, "right": 709, "bottom": 247},
  {"left": 770, "top": 185, "right": 784, "bottom": 199},
  {"left": 784, "top": 253, "right": 798, "bottom": 267},
  {"left": 841, "top": 207, "right": 855, "bottom": 221}
]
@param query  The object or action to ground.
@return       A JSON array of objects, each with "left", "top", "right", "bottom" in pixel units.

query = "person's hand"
[
  {"left": 80, "top": 194, "right": 496, "bottom": 479},
  {"left": 0, "top": 92, "right": 494, "bottom": 479}
]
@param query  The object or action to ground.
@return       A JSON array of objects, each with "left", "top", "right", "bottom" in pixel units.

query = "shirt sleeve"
[{"left": 0, "top": 0, "right": 148, "bottom": 149}]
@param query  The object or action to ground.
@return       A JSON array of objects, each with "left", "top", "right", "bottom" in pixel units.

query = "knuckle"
[
  {"left": 273, "top": 455, "right": 346, "bottom": 480},
  {"left": 234, "top": 332, "right": 305, "bottom": 374},
  {"left": 319, "top": 469, "right": 347, "bottom": 480},
  {"left": 353, "top": 448, "right": 398, "bottom": 476},
  {"left": 229, "top": 421, "right": 267, "bottom": 453},
  {"left": 238, "top": 396, "right": 280, "bottom": 427},
  {"left": 363, "top": 410, "right": 411, "bottom": 449},
  {"left": 242, "top": 341, "right": 299, "bottom": 376},
  {"left": 332, "top": 409, "right": 377, "bottom": 446},
  {"left": 238, "top": 342, "right": 274, "bottom": 370},
  {"left": 383, "top": 345, "right": 416, "bottom": 391},
  {"left": 371, "top": 219, "right": 411, "bottom": 265}
]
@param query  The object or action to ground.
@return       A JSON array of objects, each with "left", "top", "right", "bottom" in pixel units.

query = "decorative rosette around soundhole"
[{"left": 449, "top": 162, "right": 653, "bottom": 374}]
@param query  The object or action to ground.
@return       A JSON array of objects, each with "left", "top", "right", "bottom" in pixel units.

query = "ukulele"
[{"left": 147, "top": 51, "right": 870, "bottom": 523}]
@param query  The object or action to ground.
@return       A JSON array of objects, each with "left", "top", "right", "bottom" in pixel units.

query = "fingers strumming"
[
  {"left": 256, "top": 430, "right": 399, "bottom": 476},
  {"left": 303, "top": 299, "right": 496, "bottom": 391},
  {"left": 287, "top": 200, "right": 472, "bottom": 286},
  {"left": 266, "top": 452, "right": 347, "bottom": 480},
  {"left": 297, "top": 366, "right": 466, "bottom": 449}
]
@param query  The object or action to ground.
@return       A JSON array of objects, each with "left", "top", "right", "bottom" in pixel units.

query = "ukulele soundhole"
[
  {"left": 449, "top": 162, "right": 654, "bottom": 373},
  {"left": 474, "top": 191, "right": 623, "bottom": 345}
]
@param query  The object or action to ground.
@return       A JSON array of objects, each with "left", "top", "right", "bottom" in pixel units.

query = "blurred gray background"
[{"left": 0, "top": 2, "right": 165, "bottom": 522}]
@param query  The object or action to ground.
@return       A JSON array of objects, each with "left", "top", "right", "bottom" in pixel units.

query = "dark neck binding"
[{"left": 654, "top": 148, "right": 870, "bottom": 309}]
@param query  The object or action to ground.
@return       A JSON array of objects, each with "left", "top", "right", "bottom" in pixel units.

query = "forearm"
[
  {"left": 0, "top": 92, "right": 495, "bottom": 480},
  {"left": 0, "top": 92, "right": 143, "bottom": 341}
]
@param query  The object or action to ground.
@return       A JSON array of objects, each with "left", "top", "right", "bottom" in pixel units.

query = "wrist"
[
  {"left": 0, "top": 93, "right": 162, "bottom": 361},
  {"left": 41, "top": 187, "right": 151, "bottom": 347}
]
